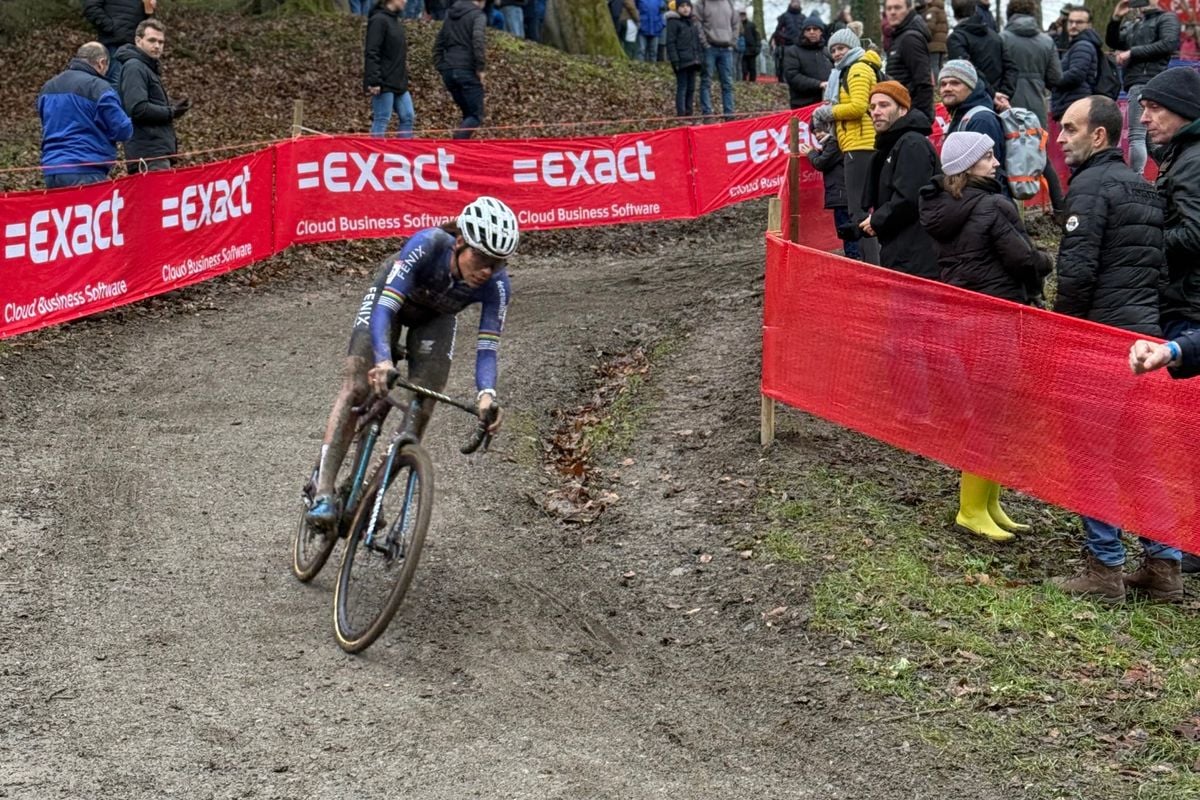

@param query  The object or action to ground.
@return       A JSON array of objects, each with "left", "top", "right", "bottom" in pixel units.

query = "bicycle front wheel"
[{"left": 332, "top": 443, "right": 434, "bottom": 653}]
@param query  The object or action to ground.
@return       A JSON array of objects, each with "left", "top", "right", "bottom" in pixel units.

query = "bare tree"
[{"left": 542, "top": 0, "right": 625, "bottom": 57}]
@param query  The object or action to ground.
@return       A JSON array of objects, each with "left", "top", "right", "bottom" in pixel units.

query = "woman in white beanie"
[{"left": 919, "top": 130, "right": 1052, "bottom": 543}]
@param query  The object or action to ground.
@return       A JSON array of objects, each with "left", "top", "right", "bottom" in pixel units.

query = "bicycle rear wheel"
[{"left": 332, "top": 443, "right": 434, "bottom": 653}]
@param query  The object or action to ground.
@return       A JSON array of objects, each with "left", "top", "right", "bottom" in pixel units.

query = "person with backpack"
[
  {"left": 1051, "top": 7, "right": 1103, "bottom": 121},
  {"left": 1001, "top": 0, "right": 1063, "bottom": 211},
  {"left": 823, "top": 26, "right": 884, "bottom": 264},
  {"left": 939, "top": 60, "right": 1009, "bottom": 192},
  {"left": 780, "top": 14, "right": 832, "bottom": 109},
  {"left": 1107, "top": 0, "right": 1182, "bottom": 177}
]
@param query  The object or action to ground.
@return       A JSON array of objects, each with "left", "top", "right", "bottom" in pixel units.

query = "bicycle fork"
[{"left": 363, "top": 443, "right": 419, "bottom": 560}]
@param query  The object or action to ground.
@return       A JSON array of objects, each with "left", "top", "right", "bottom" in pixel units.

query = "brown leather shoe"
[
  {"left": 1049, "top": 552, "right": 1126, "bottom": 604},
  {"left": 1124, "top": 558, "right": 1184, "bottom": 603}
]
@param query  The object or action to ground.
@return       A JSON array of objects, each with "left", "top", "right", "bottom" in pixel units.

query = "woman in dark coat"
[{"left": 919, "top": 130, "right": 1053, "bottom": 544}]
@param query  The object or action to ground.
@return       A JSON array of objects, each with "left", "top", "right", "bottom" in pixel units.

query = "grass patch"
[
  {"left": 583, "top": 334, "right": 678, "bottom": 458},
  {"left": 762, "top": 453, "right": 1200, "bottom": 798}
]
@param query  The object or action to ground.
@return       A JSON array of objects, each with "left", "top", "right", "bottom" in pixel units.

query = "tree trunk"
[
  {"left": 243, "top": 0, "right": 347, "bottom": 14},
  {"left": 543, "top": 0, "right": 625, "bottom": 57},
  {"left": 853, "top": 0, "right": 882, "bottom": 47}
]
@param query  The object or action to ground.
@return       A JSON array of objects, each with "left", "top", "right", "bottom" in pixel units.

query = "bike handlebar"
[{"left": 383, "top": 370, "right": 497, "bottom": 455}]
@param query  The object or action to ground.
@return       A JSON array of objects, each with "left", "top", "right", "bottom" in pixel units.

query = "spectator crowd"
[{"left": 29, "top": 1, "right": 1200, "bottom": 598}]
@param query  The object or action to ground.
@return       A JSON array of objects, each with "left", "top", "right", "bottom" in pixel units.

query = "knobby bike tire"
[
  {"left": 292, "top": 430, "right": 372, "bottom": 583},
  {"left": 332, "top": 443, "right": 434, "bottom": 653}
]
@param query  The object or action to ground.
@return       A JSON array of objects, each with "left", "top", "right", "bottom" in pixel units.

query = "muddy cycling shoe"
[{"left": 305, "top": 494, "right": 339, "bottom": 531}]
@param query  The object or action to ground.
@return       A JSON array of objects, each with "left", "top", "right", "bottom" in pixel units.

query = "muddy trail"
[{"left": 0, "top": 205, "right": 1006, "bottom": 799}]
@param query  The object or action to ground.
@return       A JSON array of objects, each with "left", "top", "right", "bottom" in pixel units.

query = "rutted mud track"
[{"left": 0, "top": 206, "right": 1007, "bottom": 799}]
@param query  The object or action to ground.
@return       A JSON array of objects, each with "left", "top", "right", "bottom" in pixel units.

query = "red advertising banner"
[
  {"left": 1, "top": 149, "right": 275, "bottom": 338},
  {"left": 763, "top": 235, "right": 1200, "bottom": 552},
  {"left": 272, "top": 129, "right": 696, "bottom": 249}
]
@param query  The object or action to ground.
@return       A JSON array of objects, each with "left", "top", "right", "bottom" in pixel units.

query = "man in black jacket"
[
  {"left": 739, "top": 9, "right": 761, "bottom": 81},
  {"left": 858, "top": 82, "right": 939, "bottom": 278},
  {"left": 366, "top": 0, "right": 414, "bottom": 138},
  {"left": 947, "top": 0, "right": 1016, "bottom": 102},
  {"left": 1050, "top": 7, "right": 1101, "bottom": 121},
  {"left": 1048, "top": 95, "right": 1180, "bottom": 603},
  {"left": 116, "top": 18, "right": 187, "bottom": 172},
  {"left": 435, "top": 0, "right": 487, "bottom": 139},
  {"left": 1107, "top": 0, "right": 1181, "bottom": 177},
  {"left": 82, "top": 0, "right": 154, "bottom": 88},
  {"left": 780, "top": 15, "right": 831, "bottom": 109},
  {"left": 884, "top": 0, "right": 934, "bottom": 121}
]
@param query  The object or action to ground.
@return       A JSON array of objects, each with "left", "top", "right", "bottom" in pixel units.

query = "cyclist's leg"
[
  {"left": 402, "top": 313, "right": 457, "bottom": 441},
  {"left": 314, "top": 353, "right": 370, "bottom": 499}
]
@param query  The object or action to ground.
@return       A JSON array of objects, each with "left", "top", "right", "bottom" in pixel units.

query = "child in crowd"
[
  {"left": 800, "top": 111, "right": 861, "bottom": 260},
  {"left": 665, "top": 0, "right": 704, "bottom": 117}
]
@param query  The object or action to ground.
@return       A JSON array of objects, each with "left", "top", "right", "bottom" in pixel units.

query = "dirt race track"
[{"left": 0, "top": 205, "right": 1008, "bottom": 799}]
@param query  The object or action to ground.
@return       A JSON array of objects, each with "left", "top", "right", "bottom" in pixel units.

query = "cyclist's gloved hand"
[
  {"left": 477, "top": 391, "right": 502, "bottom": 435},
  {"left": 368, "top": 360, "right": 395, "bottom": 396}
]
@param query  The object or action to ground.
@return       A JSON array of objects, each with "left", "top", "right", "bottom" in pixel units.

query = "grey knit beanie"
[
  {"left": 827, "top": 28, "right": 861, "bottom": 52},
  {"left": 1140, "top": 67, "right": 1200, "bottom": 122},
  {"left": 940, "top": 131, "right": 995, "bottom": 176},
  {"left": 938, "top": 59, "right": 978, "bottom": 90}
]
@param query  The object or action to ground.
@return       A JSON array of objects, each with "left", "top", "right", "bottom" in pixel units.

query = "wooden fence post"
[
  {"left": 291, "top": 99, "right": 304, "bottom": 139},
  {"left": 762, "top": 199, "right": 780, "bottom": 447}
]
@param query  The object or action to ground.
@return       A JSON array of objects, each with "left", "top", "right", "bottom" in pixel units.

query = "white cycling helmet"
[{"left": 457, "top": 196, "right": 520, "bottom": 259}]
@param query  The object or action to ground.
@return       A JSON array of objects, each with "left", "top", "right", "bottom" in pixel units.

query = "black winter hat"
[
  {"left": 802, "top": 14, "right": 825, "bottom": 30},
  {"left": 1141, "top": 67, "right": 1200, "bottom": 122}
]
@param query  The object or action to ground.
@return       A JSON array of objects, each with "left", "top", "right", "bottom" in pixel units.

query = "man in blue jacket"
[{"left": 37, "top": 42, "right": 133, "bottom": 188}]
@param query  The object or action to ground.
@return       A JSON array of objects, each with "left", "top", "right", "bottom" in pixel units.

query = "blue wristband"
[{"left": 1167, "top": 340, "right": 1182, "bottom": 364}]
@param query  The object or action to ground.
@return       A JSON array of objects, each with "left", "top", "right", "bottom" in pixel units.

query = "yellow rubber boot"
[
  {"left": 955, "top": 473, "right": 1015, "bottom": 543},
  {"left": 987, "top": 483, "right": 1030, "bottom": 534}
]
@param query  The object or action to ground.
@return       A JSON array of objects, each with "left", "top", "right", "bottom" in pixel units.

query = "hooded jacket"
[
  {"left": 947, "top": 16, "right": 1016, "bottom": 97},
  {"left": 781, "top": 21, "right": 832, "bottom": 109},
  {"left": 37, "top": 58, "right": 133, "bottom": 176},
  {"left": 920, "top": 176, "right": 1051, "bottom": 303},
  {"left": 665, "top": 11, "right": 705, "bottom": 70},
  {"left": 435, "top": 0, "right": 487, "bottom": 74},
  {"left": 696, "top": 0, "right": 737, "bottom": 48},
  {"left": 1051, "top": 28, "right": 1101, "bottom": 120},
  {"left": 807, "top": 132, "right": 846, "bottom": 209},
  {"left": 1054, "top": 148, "right": 1165, "bottom": 335},
  {"left": 1105, "top": 9, "right": 1181, "bottom": 90},
  {"left": 82, "top": 0, "right": 149, "bottom": 48},
  {"left": 115, "top": 43, "right": 176, "bottom": 161},
  {"left": 924, "top": 0, "right": 948, "bottom": 54},
  {"left": 365, "top": 4, "right": 410, "bottom": 95},
  {"left": 1156, "top": 118, "right": 1200, "bottom": 324},
  {"left": 772, "top": 6, "right": 806, "bottom": 47},
  {"left": 865, "top": 109, "right": 940, "bottom": 278},
  {"left": 832, "top": 48, "right": 884, "bottom": 152},
  {"left": 1001, "top": 13, "right": 1061, "bottom": 127},
  {"left": 887, "top": 10, "right": 935, "bottom": 121},
  {"left": 947, "top": 82, "right": 1007, "bottom": 186}
]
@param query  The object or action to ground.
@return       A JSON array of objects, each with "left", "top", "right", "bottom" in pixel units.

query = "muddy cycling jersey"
[{"left": 365, "top": 227, "right": 510, "bottom": 393}]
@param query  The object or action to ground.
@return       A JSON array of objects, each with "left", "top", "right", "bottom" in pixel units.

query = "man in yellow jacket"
[{"left": 817, "top": 27, "right": 882, "bottom": 264}]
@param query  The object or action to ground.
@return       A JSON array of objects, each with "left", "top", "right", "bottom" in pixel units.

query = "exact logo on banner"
[
  {"left": 724, "top": 123, "right": 808, "bottom": 165},
  {"left": 296, "top": 150, "right": 458, "bottom": 193},
  {"left": 4, "top": 191, "right": 125, "bottom": 264},
  {"left": 162, "top": 165, "right": 253, "bottom": 231},
  {"left": 512, "top": 142, "right": 656, "bottom": 187}
]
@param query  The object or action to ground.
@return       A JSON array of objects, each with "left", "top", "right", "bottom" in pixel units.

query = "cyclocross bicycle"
[{"left": 293, "top": 372, "right": 495, "bottom": 654}]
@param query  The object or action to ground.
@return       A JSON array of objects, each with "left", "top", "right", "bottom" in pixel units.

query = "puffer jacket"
[
  {"left": 1106, "top": 9, "right": 1181, "bottom": 90},
  {"left": 807, "top": 133, "right": 846, "bottom": 209},
  {"left": 637, "top": 0, "right": 665, "bottom": 37},
  {"left": 1054, "top": 148, "right": 1164, "bottom": 335},
  {"left": 1051, "top": 28, "right": 1101, "bottom": 120},
  {"left": 665, "top": 11, "right": 705, "bottom": 70},
  {"left": 1001, "top": 14, "right": 1060, "bottom": 127},
  {"left": 696, "top": 0, "right": 737, "bottom": 48},
  {"left": 947, "top": 16, "right": 1016, "bottom": 97},
  {"left": 1157, "top": 118, "right": 1200, "bottom": 324},
  {"left": 435, "top": 0, "right": 486, "bottom": 73},
  {"left": 781, "top": 39, "right": 832, "bottom": 108},
  {"left": 924, "top": 0, "right": 948, "bottom": 54},
  {"left": 887, "top": 10, "right": 934, "bottom": 120},
  {"left": 831, "top": 49, "right": 883, "bottom": 153},
  {"left": 364, "top": 4, "right": 409, "bottom": 95},
  {"left": 82, "top": 0, "right": 149, "bottom": 48},
  {"left": 865, "top": 110, "right": 940, "bottom": 278},
  {"left": 115, "top": 43, "right": 176, "bottom": 161},
  {"left": 920, "top": 176, "right": 1052, "bottom": 303}
]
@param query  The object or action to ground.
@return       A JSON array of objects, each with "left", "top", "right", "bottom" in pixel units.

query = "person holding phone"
[{"left": 1107, "top": 0, "right": 1181, "bottom": 177}]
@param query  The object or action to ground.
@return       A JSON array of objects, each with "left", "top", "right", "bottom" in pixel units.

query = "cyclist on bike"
[{"left": 306, "top": 195, "right": 517, "bottom": 530}]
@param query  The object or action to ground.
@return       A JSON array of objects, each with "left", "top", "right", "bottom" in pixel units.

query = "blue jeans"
[
  {"left": 674, "top": 66, "right": 698, "bottom": 116},
  {"left": 44, "top": 172, "right": 106, "bottom": 189},
  {"left": 701, "top": 46, "right": 735, "bottom": 117},
  {"left": 1083, "top": 516, "right": 1181, "bottom": 566},
  {"left": 371, "top": 90, "right": 414, "bottom": 138},
  {"left": 441, "top": 70, "right": 484, "bottom": 138},
  {"left": 500, "top": 5, "right": 524, "bottom": 35},
  {"left": 637, "top": 34, "right": 658, "bottom": 61},
  {"left": 348, "top": 0, "right": 372, "bottom": 15},
  {"left": 404, "top": 0, "right": 424, "bottom": 17},
  {"left": 832, "top": 206, "right": 862, "bottom": 260},
  {"left": 104, "top": 43, "right": 123, "bottom": 89},
  {"left": 524, "top": 0, "right": 546, "bottom": 40}
]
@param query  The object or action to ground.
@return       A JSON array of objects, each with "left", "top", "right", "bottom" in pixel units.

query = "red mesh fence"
[{"left": 763, "top": 234, "right": 1200, "bottom": 552}]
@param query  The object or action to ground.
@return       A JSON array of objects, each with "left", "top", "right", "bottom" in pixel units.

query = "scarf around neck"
[{"left": 824, "top": 46, "right": 864, "bottom": 105}]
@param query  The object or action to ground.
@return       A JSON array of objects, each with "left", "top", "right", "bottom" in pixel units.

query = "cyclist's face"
[{"left": 456, "top": 244, "right": 503, "bottom": 288}]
